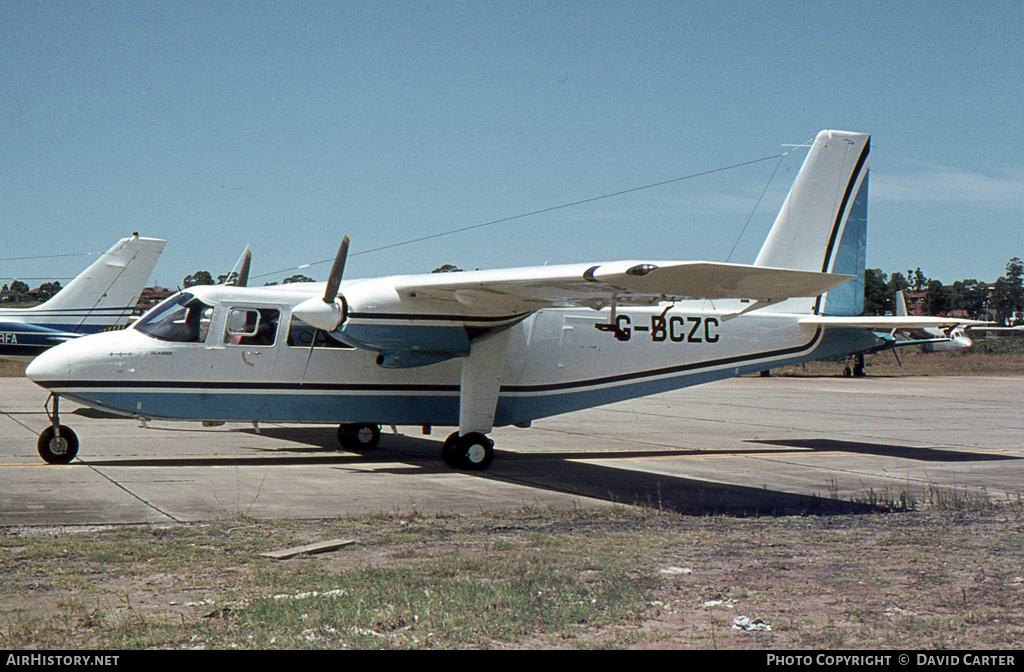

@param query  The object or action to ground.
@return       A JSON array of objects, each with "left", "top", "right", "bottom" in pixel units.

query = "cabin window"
[
  {"left": 286, "top": 317, "right": 354, "bottom": 349},
  {"left": 224, "top": 308, "right": 280, "bottom": 346},
  {"left": 135, "top": 293, "right": 214, "bottom": 343}
]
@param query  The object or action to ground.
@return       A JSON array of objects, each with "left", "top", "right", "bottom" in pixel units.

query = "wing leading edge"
[{"left": 387, "top": 261, "right": 853, "bottom": 314}]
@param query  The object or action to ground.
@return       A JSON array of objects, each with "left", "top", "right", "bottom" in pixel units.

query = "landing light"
[{"left": 626, "top": 263, "right": 659, "bottom": 277}]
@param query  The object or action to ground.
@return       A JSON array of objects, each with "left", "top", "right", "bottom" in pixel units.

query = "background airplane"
[
  {"left": 0, "top": 234, "right": 166, "bottom": 361},
  {"left": 821, "top": 289, "right": 976, "bottom": 376},
  {"left": 892, "top": 290, "right": 973, "bottom": 353},
  {"left": 25, "top": 131, "right": 985, "bottom": 469}
]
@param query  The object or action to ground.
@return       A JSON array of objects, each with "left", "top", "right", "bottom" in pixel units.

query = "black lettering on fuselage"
[
  {"left": 651, "top": 316, "right": 666, "bottom": 341},
  {"left": 704, "top": 317, "right": 719, "bottom": 342},
  {"left": 596, "top": 314, "right": 721, "bottom": 346},
  {"left": 687, "top": 317, "right": 702, "bottom": 343},
  {"left": 669, "top": 316, "right": 685, "bottom": 342}
]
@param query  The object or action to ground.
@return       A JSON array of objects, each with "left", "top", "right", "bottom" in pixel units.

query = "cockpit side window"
[
  {"left": 224, "top": 308, "right": 280, "bottom": 346},
  {"left": 135, "top": 293, "right": 214, "bottom": 343}
]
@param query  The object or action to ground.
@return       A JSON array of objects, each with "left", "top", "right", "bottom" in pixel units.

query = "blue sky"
[{"left": 2, "top": 1, "right": 1022, "bottom": 289}]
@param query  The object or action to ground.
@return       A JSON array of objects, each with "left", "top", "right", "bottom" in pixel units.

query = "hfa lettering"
[{"left": 605, "top": 315, "right": 719, "bottom": 344}]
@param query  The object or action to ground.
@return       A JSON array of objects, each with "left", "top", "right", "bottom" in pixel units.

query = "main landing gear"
[
  {"left": 38, "top": 394, "right": 79, "bottom": 465},
  {"left": 337, "top": 423, "right": 381, "bottom": 451},
  {"left": 336, "top": 423, "right": 495, "bottom": 470},
  {"left": 842, "top": 353, "right": 866, "bottom": 378},
  {"left": 442, "top": 431, "right": 494, "bottom": 471}
]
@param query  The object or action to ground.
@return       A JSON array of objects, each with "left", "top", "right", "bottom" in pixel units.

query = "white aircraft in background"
[
  {"left": 828, "top": 289, "right": 976, "bottom": 376},
  {"left": 25, "top": 131, "right": 985, "bottom": 469},
  {"left": 0, "top": 234, "right": 166, "bottom": 361},
  {"left": 892, "top": 290, "right": 973, "bottom": 353}
]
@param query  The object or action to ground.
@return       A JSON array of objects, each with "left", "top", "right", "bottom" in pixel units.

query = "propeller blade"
[
  {"left": 891, "top": 344, "right": 903, "bottom": 367},
  {"left": 235, "top": 250, "right": 252, "bottom": 287},
  {"left": 324, "top": 236, "right": 349, "bottom": 303},
  {"left": 292, "top": 236, "right": 350, "bottom": 332}
]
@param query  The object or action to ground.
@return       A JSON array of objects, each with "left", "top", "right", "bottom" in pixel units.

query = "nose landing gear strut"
[{"left": 38, "top": 393, "right": 79, "bottom": 464}]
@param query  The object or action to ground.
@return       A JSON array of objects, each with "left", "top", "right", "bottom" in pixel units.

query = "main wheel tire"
[
  {"left": 337, "top": 423, "right": 381, "bottom": 451},
  {"left": 456, "top": 432, "right": 494, "bottom": 471},
  {"left": 442, "top": 432, "right": 462, "bottom": 468},
  {"left": 38, "top": 425, "right": 79, "bottom": 465}
]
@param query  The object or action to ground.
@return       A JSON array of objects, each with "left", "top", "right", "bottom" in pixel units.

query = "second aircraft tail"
[{"left": 29, "top": 234, "right": 166, "bottom": 333}]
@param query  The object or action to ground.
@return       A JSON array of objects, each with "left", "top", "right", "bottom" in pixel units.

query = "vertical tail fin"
[
  {"left": 754, "top": 130, "right": 869, "bottom": 315},
  {"left": 32, "top": 235, "right": 166, "bottom": 331}
]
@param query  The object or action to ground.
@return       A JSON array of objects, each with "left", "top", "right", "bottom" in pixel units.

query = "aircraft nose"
[{"left": 25, "top": 344, "right": 71, "bottom": 383}]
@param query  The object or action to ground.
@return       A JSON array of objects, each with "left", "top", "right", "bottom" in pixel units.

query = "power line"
[
  {"left": 0, "top": 252, "right": 98, "bottom": 262},
  {"left": 251, "top": 152, "right": 786, "bottom": 281}
]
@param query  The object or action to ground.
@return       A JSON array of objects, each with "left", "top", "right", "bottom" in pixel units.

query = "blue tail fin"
[{"left": 754, "top": 130, "right": 870, "bottom": 316}]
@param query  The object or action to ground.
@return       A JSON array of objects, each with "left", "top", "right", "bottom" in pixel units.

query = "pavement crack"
[{"left": 81, "top": 462, "right": 185, "bottom": 523}]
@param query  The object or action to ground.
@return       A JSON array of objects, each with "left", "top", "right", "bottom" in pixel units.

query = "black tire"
[
  {"left": 337, "top": 423, "right": 381, "bottom": 451},
  {"left": 442, "top": 431, "right": 462, "bottom": 468},
  {"left": 456, "top": 432, "right": 494, "bottom": 471},
  {"left": 38, "top": 425, "right": 79, "bottom": 465}
]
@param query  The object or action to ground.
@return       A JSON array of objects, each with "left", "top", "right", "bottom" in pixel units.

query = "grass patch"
[{"left": 3, "top": 506, "right": 1024, "bottom": 649}]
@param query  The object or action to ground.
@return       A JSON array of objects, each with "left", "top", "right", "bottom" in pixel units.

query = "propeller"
[
  {"left": 234, "top": 250, "right": 252, "bottom": 287},
  {"left": 292, "top": 236, "right": 350, "bottom": 332},
  {"left": 297, "top": 236, "right": 350, "bottom": 384},
  {"left": 324, "top": 235, "right": 349, "bottom": 304}
]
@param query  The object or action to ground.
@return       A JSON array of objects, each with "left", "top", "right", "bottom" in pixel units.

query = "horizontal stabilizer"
[{"left": 800, "top": 315, "right": 990, "bottom": 330}]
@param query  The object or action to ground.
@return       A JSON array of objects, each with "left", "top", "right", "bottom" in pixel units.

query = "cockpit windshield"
[{"left": 134, "top": 292, "right": 214, "bottom": 343}]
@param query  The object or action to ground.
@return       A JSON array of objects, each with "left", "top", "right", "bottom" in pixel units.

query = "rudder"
[{"left": 754, "top": 130, "right": 869, "bottom": 316}]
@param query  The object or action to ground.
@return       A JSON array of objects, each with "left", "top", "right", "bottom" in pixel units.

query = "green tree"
[
  {"left": 950, "top": 279, "right": 988, "bottom": 319},
  {"left": 990, "top": 257, "right": 1024, "bottom": 325},
  {"left": 887, "top": 271, "right": 910, "bottom": 295},
  {"left": 183, "top": 271, "right": 215, "bottom": 288},
  {"left": 282, "top": 274, "right": 315, "bottom": 284},
  {"left": 431, "top": 264, "right": 463, "bottom": 273},
  {"left": 862, "top": 268, "right": 890, "bottom": 315},
  {"left": 924, "top": 279, "right": 951, "bottom": 315},
  {"left": 36, "top": 281, "right": 62, "bottom": 300},
  {"left": 907, "top": 267, "right": 928, "bottom": 292}
]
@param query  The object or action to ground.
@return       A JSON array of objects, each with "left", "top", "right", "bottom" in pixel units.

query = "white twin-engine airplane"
[
  {"left": 0, "top": 234, "right": 165, "bottom": 361},
  {"left": 25, "top": 131, "right": 985, "bottom": 469},
  {"left": 893, "top": 290, "right": 974, "bottom": 353}
]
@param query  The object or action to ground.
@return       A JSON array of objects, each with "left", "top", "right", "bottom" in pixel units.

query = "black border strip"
[
  {"left": 820, "top": 138, "right": 870, "bottom": 275},
  {"left": 814, "top": 137, "right": 870, "bottom": 315}
]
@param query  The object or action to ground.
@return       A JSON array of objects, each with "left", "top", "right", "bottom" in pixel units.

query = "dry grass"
[
  {"left": 2, "top": 506, "right": 1023, "bottom": 649},
  {"left": 772, "top": 344, "right": 1024, "bottom": 379},
  {"left": 0, "top": 361, "right": 27, "bottom": 377}
]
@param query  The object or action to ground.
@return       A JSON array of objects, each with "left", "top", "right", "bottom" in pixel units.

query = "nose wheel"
[
  {"left": 38, "top": 394, "right": 79, "bottom": 464},
  {"left": 38, "top": 425, "right": 79, "bottom": 464}
]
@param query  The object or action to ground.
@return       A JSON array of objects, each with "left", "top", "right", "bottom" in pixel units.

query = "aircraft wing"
[
  {"left": 966, "top": 325, "right": 1024, "bottom": 332},
  {"left": 389, "top": 261, "right": 853, "bottom": 312}
]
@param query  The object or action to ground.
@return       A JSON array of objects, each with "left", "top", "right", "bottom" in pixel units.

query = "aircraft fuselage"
[{"left": 26, "top": 287, "right": 875, "bottom": 428}]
